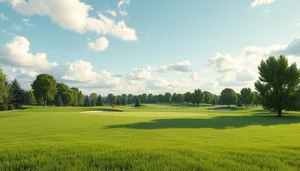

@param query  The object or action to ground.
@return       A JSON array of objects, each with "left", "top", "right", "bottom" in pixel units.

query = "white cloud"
[
  {"left": 119, "top": 10, "right": 128, "bottom": 16},
  {"left": 107, "top": 10, "right": 117, "bottom": 17},
  {"left": 118, "top": 0, "right": 130, "bottom": 8},
  {"left": 0, "top": 36, "right": 57, "bottom": 69},
  {"left": 297, "top": 22, "right": 300, "bottom": 27},
  {"left": 157, "top": 60, "right": 192, "bottom": 73},
  {"left": 7, "top": 0, "right": 137, "bottom": 41},
  {"left": 12, "top": 25, "right": 21, "bottom": 30},
  {"left": 0, "top": 13, "right": 8, "bottom": 20},
  {"left": 191, "top": 72, "right": 201, "bottom": 82},
  {"left": 206, "top": 53, "right": 239, "bottom": 73},
  {"left": 22, "top": 18, "right": 34, "bottom": 27},
  {"left": 118, "top": 0, "right": 130, "bottom": 16},
  {"left": 61, "top": 60, "right": 120, "bottom": 88},
  {"left": 251, "top": 0, "right": 275, "bottom": 7},
  {"left": 235, "top": 68, "right": 258, "bottom": 82},
  {"left": 126, "top": 65, "right": 153, "bottom": 81},
  {"left": 88, "top": 37, "right": 109, "bottom": 52}
]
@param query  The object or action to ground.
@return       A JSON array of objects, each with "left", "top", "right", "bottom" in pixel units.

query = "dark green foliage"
[
  {"left": 0, "top": 68, "right": 8, "bottom": 104},
  {"left": 121, "top": 97, "right": 127, "bottom": 105},
  {"left": 25, "top": 91, "right": 36, "bottom": 105},
  {"left": 140, "top": 93, "right": 148, "bottom": 104},
  {"left": 212, "top": 97, "right": 216, "bottom": 106},
  {"left": 203, "top": 91, "right": 212, "bottom": 105},
  {"left": 107, "top": 94, "right": 114, "bottom": 104},
  {"left": 90, "top": 93, "right": 97, "bottom": 106},
  {"left": 7, "top": 79, "right": 24, "bottom": 108},
  {"left": 96, "top": 95, "right": 104, "bottom": 106},
  {"left": 70, "top": 88, "right": 79, "bottom": 106},
  {"left": 135, "top": 97, "right": 141, "bottom": 107},
  {"left": 236, "top": 94, "right": 242, "bottom": 107},
  {"left": 193, "top": 89, "right": 204, "bottom": 106},
  {"left": 255, "top": 55, "right": 300, "bottom": 116},
  {"left": 157, "top": 94, "right": 165, "bottom": 103},
  {"left": 84, "top": 96, "right": 90, "bottom": 107},
  {"left": 183, "top": 92, "right": 192, "bottom": 104},
  {"left": 7, "top": 104, "right": 14, "bottom": 110},
  {"left": 220, "top": 88, "right": 237, "bottom": 108},
  {"left": 165, "top": 93, "right": 172, "bottom": 103},
  {"left": 78, "top": 91, "right": 84, "bottom": 106},
  {"left": 127, "top": 94, "right": 134, "bottom": 104},
  {"left": 31, "top": 74, "right": 57, "bottom": 107},
  {"left": 116, "top": 97, "right": 121, "bottom": 106},
  {"left": 0, "top": 104, "right": 8, "bottom": 111},
  {"left": 54, "top": 94, "right": 63, "bottom": 106},
  {"left": 253, "top": 92, "right": 262, "bottom": 107},
  {"left": 240, "top": 88, "right": 255, "bottom": 108}
]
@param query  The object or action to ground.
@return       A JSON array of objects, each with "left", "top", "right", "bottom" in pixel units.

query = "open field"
[{"left": 1, "top": 104, "right": 300, "bottom": 170}]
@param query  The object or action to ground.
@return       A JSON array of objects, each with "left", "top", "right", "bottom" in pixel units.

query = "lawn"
[{"left": 1, "top": 104, "right": 300, "bottom": 171}]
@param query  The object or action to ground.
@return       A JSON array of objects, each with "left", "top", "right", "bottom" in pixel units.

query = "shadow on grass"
[{"left": 106, "top": 115, "right": 300, "bottom": 130}]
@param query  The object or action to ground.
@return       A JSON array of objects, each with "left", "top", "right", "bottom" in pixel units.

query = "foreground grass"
[{"left": 1, "top": 105, "right": 300, "bottom": 170}]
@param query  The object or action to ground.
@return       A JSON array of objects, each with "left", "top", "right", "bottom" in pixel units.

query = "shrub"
[
  {"left": 7, "top": 104, "right": 15, "bottom": 110},
  {"left": 0, "top": 104, "right": 8, "bottom": 111}
]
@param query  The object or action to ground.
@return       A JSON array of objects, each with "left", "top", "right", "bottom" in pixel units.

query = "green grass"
[{"left": 1, "top": 104, "right": 300, "bottom": 170}]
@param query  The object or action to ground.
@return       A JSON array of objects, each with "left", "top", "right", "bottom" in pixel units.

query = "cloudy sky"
[{"left": 1, "top": 0, "right": 300, "bottom": 95}]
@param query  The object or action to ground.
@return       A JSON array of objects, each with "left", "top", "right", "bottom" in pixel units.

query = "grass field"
[{"left": 1, "top": 104, "right": 300, "bottom": 171}]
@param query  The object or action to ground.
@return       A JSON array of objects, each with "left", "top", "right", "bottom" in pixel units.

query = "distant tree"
[
  {"left": 96, "top": 95, "right": 104, "bottom": 106},
  {"left": 0, "top": 68, "right": 9, "bottom": 104},
  {"left": 31, "top": 74, "right": 57, "bottom": 107},
  {"left": 127, "top": 94, "right": 133, "bottom": 104},
  {"left": 165, "top": 93, "right": 172, "bottom": 103},
  {"left": 148, "top": 94, "right": 154, "bottom": 103},
  {"left": 240, "top": 88, "right": 255, "bottom": 108},
  {"left": 121, "top": 97, "right": 127, "bottom": 105},
  {"left": 54, "top": 94, "right": 63, "bottom": 106},
  {"left": 140, "top": 93, "right": 148, "bottom": 104},
  {"left": 253, "top": 92, "right": 262, "bottom": 107},
  {"left": 112, "top": 96, "right": 118, "bottom": 105},
  {"left": 121, "top": 94, "right": 127, "bottom": 103},
  {"left": 177, "top": 94, "right": 184, "bottom": 103},
  {"left": 172, "top": 93, "right": 177, "bottom": 103},
  {"left": 157, "top": 94, "right": 165, "bottom": 103},
  {"left": 24, "top": 91, "right": 36, "bottom": 105},
  {"left": 8, "top": 79, "right": 24, "bottom": 107},
  {"left": 116, "top": 97, "right": 121, "bottom": 106},
  {"left": 220, "top": 88, "right": 237, "bottom": 108},
  {"left": 70, "top": 88, "right": 79, "bottom": 106},
  {"left": 203, "top": 91, "right": 212, "bottom": 105},
  {"left": 107, "top": 94, "right": 114, "bottom": 104},
  {"left": 183, "top": 92, "right": 192, "bottom": 104},
  {"left": 84, "top": 96, "right": 90, "bottom": 107},
  {"left": 236, "top": 94, "right": 243, "bottom": 107},
  {"left": 193, "top": 89, "right": 204, "bottom": 106},
  {"left": 255, "top": 55, "right": 300, "bottom": 116},
  {"left": 62, "top": 91, "right": 73, "bottom": 106},
  {"left": 212, "top": 97, "right": 216, "bottom": 106},
  {"left": 78, "top": 91, "right": 84, "bottom": 106},
  {"left": 90, "top": 93, "right": 97, "bottom": 106},
  {"left": 135, "top": 97, "right": 141, "bottom": 107}
]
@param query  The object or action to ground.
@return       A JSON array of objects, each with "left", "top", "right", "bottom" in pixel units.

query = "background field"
[{"left": 1, "top": 104, "right": 300, "bottom": 171}]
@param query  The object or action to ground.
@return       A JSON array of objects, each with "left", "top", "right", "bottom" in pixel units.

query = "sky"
[{"left": 1, "top": 0, "right": 300, "bottom": 95}]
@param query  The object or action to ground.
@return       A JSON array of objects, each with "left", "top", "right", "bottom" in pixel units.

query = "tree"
[
  {"left": 127, "top": 94, "right": 133, "bottom": 104},
  {"left": 165, "top": 93, "right": 172, "bottom": 103},
  {"left": 157, "top": 94, "right": 165, "bottom": 103},
  {"left": 193, "top": 89, "right": 204, "bottom": 106},
  {"left": 184, "top": 92, "right": 192, "bottom": 104},
  {"left": 240, "top": 88, "right": 255, "bottom": 108},
  {"left": 90, "top": 93, "right": 97, "bottom": 106},
  {"left": 203, "top": 91, "right": 212, "bottom": 105},
  {"left": 96, "top": 95, "right": 104, "bottom": 106},
  {"left": 25, "top": 91, "right": 36, "bottom": 105},
  {"left": 121, "top": 97, "right": 127, "bottom": 105},
  {"left": 255, "top": 55, "right": 300, "bottom": 116},
  {"left": 236, "top": 94, "right": 243, "bottom": 107},
  {"left": 253, "top": 92, "right": 262, "bottom": 107},
  {"left": 0, "top": 68, "right": 8, "bottom": 104},
  {"left": 172, "top": 93, "right": 177, "bottom": 103},
  {"left": 70, "top": 88, "right": 79, "bottom": 106},
  {"left": 220, "top": 88, "right": 237, "bottom": 108},
  {"left": 135, "top": 97, "right": 141, "bottom": 107},
  {"left": 107, "top": 94, "right": 114, "bottom": 104},
  {"left": 177, "top": 94, "right": 184, "bottom": 103},
  {"left": 148, "top": 94, "right": 154, "bottom": 103},
  {"left": 78, "top": 91, "right": 84, "bottom": 106},
  {"left": 31, "top": 74, "right": 57, "bottom": 107},
  {"left": 8, "top": 79, "right": 24, "bottom": 107},
  {"left": 212, "top": 97, "right": 216, "bottom": 106},
  {"left": 140, "top": 93, "right": 148, "bottom": 104},
  {"left": 54, "top": 94, "right": 63, "bottom": 106},
  {"left": 84, "top": 96, "right": 90, "bottom": 107},
  {"left": 116, "top": 97, "right": 121, "bottom": 106},
  {"left": 61, "top": 91, "right": 72, "bottom": 106}
]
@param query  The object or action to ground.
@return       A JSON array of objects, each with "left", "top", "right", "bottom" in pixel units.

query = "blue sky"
[{"left": 1, "top": 0, "right": 300, "bottom": 95}]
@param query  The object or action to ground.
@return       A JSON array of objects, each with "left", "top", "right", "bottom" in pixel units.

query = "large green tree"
[
  {"left": 255, "top": 55, "right": 300, "bottom": 116},
  {"left": 9, "top": 79, "right": 24, "bottom": 107},
  {"left": 31, "top": 74, "right": 57, "bottom": 106},
  {"left": 183, "top": 92, "right": 192, "bottom": 104},
  {"left": 165, "top": 93, "right": 172, "bottom": 103},
  {"left": 240, "top": 88, "right": 255, "bottom": 108},
  {"left": 0, "top": 68, "right": 8, "bottom": 104},
  {"left": 193, "top": 89, "right": 204, "bottom": 106},
  {"left": 220, "top": 88, "right": 237, "bottom": 108},
  {"left": 78, "top": 91, "right": 85, "bottom": 106},
  {"left": 135, "top": 97, "right": 141, "bottom": 107},
  {"left": 203, "top": 91, "right": 213, "bottom": 105},
  {"left": 96, "top": 95, "right": 104, "bottom": 106},
  {"left": 25, "top": 91, "right": 36, "bottom": 105}
]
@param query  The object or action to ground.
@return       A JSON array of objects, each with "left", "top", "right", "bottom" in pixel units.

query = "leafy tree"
[
  {"left": 107, "top": 94, "right": 114, "bottom": 104},
  {"left": 148, "top": 94, "right": 154, "bottom": 103},
  {"left": 172, "top": 93, "right": 177, "bottom": 103},
  {"left": 31, "top": 74, "right": 57, "bottom": 106},
  {"left": 135, "top": 97, "right": 141, "bottom": 107},
  {"left": 84, "top": 96, "right": 90, "bottom": 107},
  {"left": 90, "top": 93, "right": 97, "bottom": 106},
  {"left": 112, "top": 96, "right": 118, "bottom": 105},
  {"left": 127, "top": 94, "right": 133, "bottom": 104},
  {"left": 25, "top": 91, "right": 37, "bottom": 105},
  {"left": 220, "top": 88, "right": 237, "bottom": 108},
  {"left": 193, "top": 89, "right": 204, "bottom": 106},
  {"left": 116, "top": 97, "right": 121, "bottom": 106},
  {"left": 121, "top": 94, "right": 127, "bottom": 103},
  {"left": 62, "top": 91, "right": 73, "bottom": 106},
  {"left": 54, "top": 94, "right": 63, "bottom": 106},
  {"left": 212, "top": 97, "right": 216, "bottom": 106},
  {"left": 7, "top": 79, "right": 24, "bottom": 107},
  {"left": 78, "top": 91, "right": 84, "bottom": 106},
  {"left": 255, "top": 55, "right": 300, "bottom": 116},
  {"left": 70, "top": 88, "right": 79, "bottom": 106},
  {"left": 236, "top": 94, "right": 243, "bottom": 107},
  {"left": 203, "top": 91, "right": 212, "bottom": 105},
  {"left": 176, "top": 94, "right": 184, "bottom": 103},
  {"left": 0, "top": 68, "right": 8, "bottom": 104},
  {"left": 157, "top": 94, "right": 165, "bottom": 103},
  {"left": 253, "top": 92, "right": 262, "bottom": 107},
  {"left": 184, "top": 92, "right": 192, "bottom": 104},
  {"left": 121, "top": 97, "right": 127, "bottom": 105},
  {"left": 140, "top": 93, "right": 148, "bottom": 104},
  {"left": 165, "top": 93, "right": 172, "bottom": 103},
  {"left": 240, "top": 88, "right": 255, "bottom": 108},
  {"left": 96, "top": 95, "right": 104, "bottom": 106}
]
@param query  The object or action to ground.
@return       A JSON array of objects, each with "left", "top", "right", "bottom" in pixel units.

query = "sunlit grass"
[{"left": 1, "top": 104, "right": 300, "bottom": 170}]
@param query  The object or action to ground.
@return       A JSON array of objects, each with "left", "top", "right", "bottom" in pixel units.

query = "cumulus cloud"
[
  {"left": 61, "top": 60, "right": 120, "bottom": 88},
  {"left": 7, "top": 0, "right": 137, "bottom": 40},
  {"left": 157, "top": 60, "right": 192, "bottom": 73},
  {"left": 0, "top": 13, "right": 8, "bottom": 20},
  {"left": 206, "top": 53, "right": 239, "bottom": 73},
  {"left": 118, "top": 0, "right": 130, "bottom": 16},
  {"left": 126, "top": 65, "right": 153, "bottom": 81},
  {"left": 0, "top": 36, "right": 57, "bottom": 68},
  {"left": 251, "top": 0, "right": 275, "bottom": 7},
  {"left": 88, "top": 37, "right": 109, "bottom": 51},
  {"left": 107, "top": 10, "right": 117, "bottom": 17},
  {"left": 22, "top": 18, "right": 34, "bottom": 27}
]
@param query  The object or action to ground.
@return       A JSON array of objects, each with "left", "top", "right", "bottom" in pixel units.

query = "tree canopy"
[
  {"left": 240, "top": 88, "right": 255, "bottom": 108},
  {"left": 220, "top": 88, "right": 237, "bottom": 108}
]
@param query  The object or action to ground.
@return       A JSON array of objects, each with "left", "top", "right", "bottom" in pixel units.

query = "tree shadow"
[{"left": 105, "top": 115, "right": 300, "bottom": 130}]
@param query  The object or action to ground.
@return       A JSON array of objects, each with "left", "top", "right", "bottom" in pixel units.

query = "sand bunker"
[{"left": 80, "top": 110, "right": 118, "bottom": 114}]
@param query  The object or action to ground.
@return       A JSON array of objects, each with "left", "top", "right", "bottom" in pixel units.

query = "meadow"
[{"left": 1, "top": 104, "right": 300, "bottom": 171}]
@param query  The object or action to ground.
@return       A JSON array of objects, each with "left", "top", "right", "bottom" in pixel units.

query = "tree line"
[{"left": 1, "top": 55, "right": 300, "bottom": 117}]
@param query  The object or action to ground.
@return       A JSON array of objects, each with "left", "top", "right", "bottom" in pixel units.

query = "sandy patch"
[{"left": 80, "top": 110, "right": 117, "bottom": 114}]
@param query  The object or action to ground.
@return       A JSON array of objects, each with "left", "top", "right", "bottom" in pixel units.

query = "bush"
[
  {"left": 0, "top": 104, "right": 8, "bottom": 111},
  {"left": 7, "top": 104, "right": 15, "bottom": 110}
]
